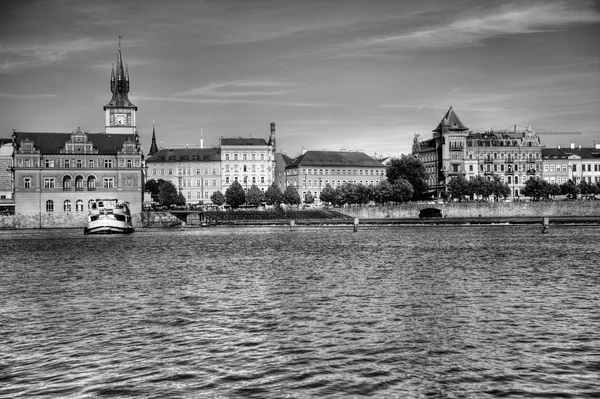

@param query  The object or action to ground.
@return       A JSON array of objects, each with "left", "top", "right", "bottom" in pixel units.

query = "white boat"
[{"left": 84, "top": 199, "right": 135, "bottom": 234}]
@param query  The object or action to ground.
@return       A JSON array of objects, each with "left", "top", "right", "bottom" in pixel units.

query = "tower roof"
[
  {"left": 432, "top": 106, "right": 468, "bottom": 132},
  {"left": 148, "top": 122, "right": 159, "bottom": 156},
  {"left": 104, "top": 40, "right": 137, "bottom": 110}
]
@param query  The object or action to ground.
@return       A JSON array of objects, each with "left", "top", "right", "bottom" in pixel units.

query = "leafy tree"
[
  {"left": 469, "top": 176, "right": 493, "bottom": 201},
  {"left": 491, "top": 175, "right": 511, "bottom": 200},
  {"left": 283, "top": 185, "right": 301, "bottom": 206},
  {"left": 339, "top": 182, "right": 360, "bottom": 205},
  {"left": 265, "top": 182, "right": 284, "bottom": 206},
  {"left": 225, "top": 181, "right": 246, "bottom": 208},
  {"left": 356, "top": 184, "right": 373, "bottom": 205},
  {"left": 522, "top": 177, "right": 546, "bottom": 200},
  {"left": 158, "top": 180, "right": 179, "bottom": 207},
  {"left": 447, "top": 175, "right": 470, "bottom": 201},
  {"left": 548, "top": 183, "right": 561, "bottom": 199},
  {"left": 177, "top": 191, "right": 186, "bottom": 206},
  {"left": 385, "top": 155, "right": 429, "bottom": 200},
  {"left": 579, "top": 180, "right": 598, "bottom": 198},
  {"left": 304, "top": 191, "right": 315, "bottom": 204},
  {"left": 390, "top": 179, "right": 414, "bottom": 203},
  {"left": 372, "top": 180, "right": 394, "bottom": 205},
  {"left": 210, "top": 190, "right": 225, "bottom": 206},
  {"left": 246, "top": 184, "right": 265, "bottom": 206},
  {"left": 319, "top": 183, "right": 336, "bottom": 205},
  {"left": 561, "top": 180, "right": 579, "bottom": 200}
]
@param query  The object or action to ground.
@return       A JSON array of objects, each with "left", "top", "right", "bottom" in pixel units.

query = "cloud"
[
  {"left": 137, "top": 94, "right": 347, "bottom": 107},
  {"left": 321, "top": 1, "right": 600, "bottom": 57},
  {"left": 175, "top": 79, "right": 302, "bottom": 98},
  {"left": 0, "top": 38, "right": 115, "bottom": 69},
  {"left": 0, "top": 93, "right": 58, "bottom": 99}
]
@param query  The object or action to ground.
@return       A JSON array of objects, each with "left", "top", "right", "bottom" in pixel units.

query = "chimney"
[
  {"left": 270, "top": 122, "right": 275, "bottom": 135},
  {"left": 514, "top": 125, "right": 517, "bottom": 134},
  {"left": 200, "top": 127, "right": 204, "bottom": 149},
  {"left": 570, "top": 143, "right": 575, "bottom": 149}
]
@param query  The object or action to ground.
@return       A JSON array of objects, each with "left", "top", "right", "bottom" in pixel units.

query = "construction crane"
[{"left": 506, "top": 125, "right": 581, "bottom": 136}]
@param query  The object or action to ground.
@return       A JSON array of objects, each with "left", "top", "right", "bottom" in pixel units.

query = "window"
[
  {"left": 225, "top": 154, "right": 230, "bottom": 161},
  {"left": 44, "top": 178, "right": 55, "bottom": 188},
  {"left": 469, "top": 165, "right": 473, "bottom": 172},
  {"left": 63, "top": 176, "right": 72, "bottom": 190},
  {"left": 252, "top": 177, "right": 256, "bottom": 184},
  {"left": 243, "top": 153, "right": 247, "bottom": 160},
  {"left": 24, "top": 178, "right": 31, "bottom": 188},
  {"left": 212, "top": 179, "right": 216, "bottom": 186},
  {"left": 104, "top": 159, "right": 113, "bottom": 168},
  {"left": 573, "top": 165, "right": 577, "bottom": 172},
  {"left": 64, "top": 159, "right": 70, "bottom": 168},
  {"left": 103, "top": 178, "right": 115, "bottom": 188},
  {"left": 45, "top": 159, "right": 55, "bottom": 168},
  {"left": 252, "top": 154, "right": 256, "bottom": 160},
  {"left": 152, "top": 169, "right": 157, "bottom": 175},
  {"left": 169, "top": 169, "right": 173, "bottom": 175},
  {"left": 234, "top": 154, "right": 238, "bottom": 160},
  {"left": 187, "top": 192, "right": 191, "bottom": 200},
  {"left": 197, "top": 192, "right": 202, "bottom": 199},
  {"left": 87, "top": 176, "right": 96, "bottom": 190},
  {"left": 225, "top": 177, "right": 230, "bottom": 184},
  {"left": 89, "top": 160, "right": 95, "bottom": 168},
  {"left": 76, "top": 159, "right": 83, "bottom": 168},
  {"left": 160, "top": 169, "right": 165, "bottom": 175},
  {"left": 76, "top": 200, "right": 84, "bottom": 212},
  {"left": 64, "top": 200, "right": 72, "bottom": 212},
  {"left": 127, "top": 159, "right": 133, "bottom": 168},
  {"left": 261, "top": 176, "right": 265, "bottom": 184},
  {"left": 45, "top": 200, "right": 54, "bottom": 212},
  {"left": 261, "top": 154, "right": 265, "bottom": 160}
]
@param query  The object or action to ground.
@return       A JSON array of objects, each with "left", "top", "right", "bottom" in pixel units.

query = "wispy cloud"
[
  {"left": 0, "top": 93, "right": 58, "bottom": 99},
  {"left": 175, "top": 79, "right": 301, "bottom": 98},
  {"left": 137, "top": 94, "right": 347, "bottom": 108},
  {"left": 321, "top": 1, "right": 600, "bottom": 57}
]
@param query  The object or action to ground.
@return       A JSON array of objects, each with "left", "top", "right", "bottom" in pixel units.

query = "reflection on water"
[{"left": 1, "top": 226, "right": 599, "bottom": 398}]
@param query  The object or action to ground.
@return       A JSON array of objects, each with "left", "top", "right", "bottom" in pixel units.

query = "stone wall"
[
  {"left": 337, "top": 201, "right": 600, "bottom": 219},
  {"left": 0, "top": 212, "right": 143, "bottom": 229},
  {"left": 140, "top": 211, "right": 182, "bottom": 228}
]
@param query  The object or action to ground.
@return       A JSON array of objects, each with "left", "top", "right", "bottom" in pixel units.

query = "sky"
[{"left": 0, "top": 0, "right": 599, "bottom": 158}]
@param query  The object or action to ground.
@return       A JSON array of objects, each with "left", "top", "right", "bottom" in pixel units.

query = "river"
[{"left": 1, "top": 225, "right": 598, "bottom": 398}]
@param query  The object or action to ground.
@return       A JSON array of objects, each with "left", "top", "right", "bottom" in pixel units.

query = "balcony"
[
  {"left": 526, "top": 169, "right": 537, "bottom": 175},
  {"left": 505, "top": 160, "right": 514, "bottom": 164},
  {"left": 75, "top": 187, "right": 85, "bottom": 191},
  {"left": 505, "top": 171, "right": 514, "bottom": 175},
  {"left": 484, "top": 159, "right": 494, "bottom": 164},
  {"left": 63, "top": 187, "right": 72, "bottom": 191},
  {"left": 88, "top": 187, "right": 96, "bottom": 191},
  {"left": 449, "top": 146, "right": 464, "bottom": 152}
]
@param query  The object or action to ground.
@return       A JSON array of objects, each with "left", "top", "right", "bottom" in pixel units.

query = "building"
[
  {"left": 274, "top": 152, "right": 293, "bottom": 192},
  {"left": 219, "top": 123, "right": 276, "bottom": 193},
  {"left": 284, "top": 150, "right": 386, "bottom": 203},
  {"left": 10, "top": 42, "right": 144, "bottom": 227},
  {"left": 542, "top": 144, "right": 600, "bottom": 185},
  {"left": 145, "top": 147, "right": 222, "bottom": 204},
  {"left": 0, "top": 138, "right": 14, "bottom": 212},
  {"left": 413, "top": 107, "right": 543, "bottom": 198}
]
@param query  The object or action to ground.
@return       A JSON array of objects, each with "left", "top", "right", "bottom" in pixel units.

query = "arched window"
[
  {"left": 63, "top": 176, "right": 72, "bottom": 190},
  {"left": 64, "top": 200, "right": 72, "bottom": 212},
  {"left": 46, "top": 200, "right": 54, "bottom": 212},
  {"left": 75, "top": 175, "right": 84, "bottom": 190},
  {"left": 515, "top": 176, "right": 519, "bottom": 184},
  {"left": 76, "top": 200, "right": 84, "bottom": 212},
  {"left": 87, "top": 176, "right": 96, "bottom": 191}
]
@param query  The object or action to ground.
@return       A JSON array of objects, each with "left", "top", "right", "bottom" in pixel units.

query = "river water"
[{"left": 1, "top": 225, "right": 599, "bottom": 398}]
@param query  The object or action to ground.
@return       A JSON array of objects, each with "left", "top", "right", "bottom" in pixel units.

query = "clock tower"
[{"left": 104, "top": 39, "right": 137, "bottom": 134}]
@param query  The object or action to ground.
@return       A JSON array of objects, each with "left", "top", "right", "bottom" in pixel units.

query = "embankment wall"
[{"left": 336, "top": 201, "right": 600, "bottom": 219}]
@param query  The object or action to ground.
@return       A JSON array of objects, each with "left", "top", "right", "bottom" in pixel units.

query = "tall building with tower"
[{"left": 10, "top": 41, "right": 144, "bottom": 228}]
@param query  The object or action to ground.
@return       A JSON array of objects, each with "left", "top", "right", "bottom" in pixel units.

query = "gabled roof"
[
  {"left": 220, "top": 138, "right": 268, "bottom": 146},
  {"left": 276, "top": 152, "right": 293, "bottom": 166},
  {"left": 286, "top": 151, "right": 384, "bottom": 169},
  {"left": 433, "top": 106, "right": 469, "bottom": 132},
  {"left": 542, "top": 147, "right": 600, "bottom": 160},
  {"left": 146, "top": 147, "right": 220, "bottom": 162},
  {"left": 12, "top": 132, "right": 138, "bottom": 155}
]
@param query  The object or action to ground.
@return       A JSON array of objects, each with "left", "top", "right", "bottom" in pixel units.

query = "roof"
[
  {"left": 286, "top": 151, "right": 385, "bottom": 169},
  {"left": 104, "top": 44, "right": 137, "bottom": 110},
  {"left": 542, "top": 147, "right": 600, "bottom": 160},
  {"left": 146, "top": 147, "right": 220, "bottom": 162},
  {"left": 433, "top": 106, "right": 469, "bottom": 132},
  {"left": 220, "top": 138, "right": 268, "bottom": 146},
  {"left": 276, "top": 152, "right": 293, "bottom": 166},
  {"left": 12, "top": 132, "right": 139, "bottom": 155}
]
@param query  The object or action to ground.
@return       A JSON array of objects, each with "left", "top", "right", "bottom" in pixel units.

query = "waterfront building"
[
  {"left": 284, "top": 151, "right": 386, "bottom": 203},
  {"left": 274, "top": 152, "right": 293, "bottom": 192},
  {"left": 413, "top": 107, "right": 543, "bottom": 198},
  {"left": 145, "top": 147, "right": 221, "bottom": 204},
  {"left": 541, "top": 144, "right": 600, "bottom": 185},
  {"left": 10, "top": 42, "right": 144, "bottom": 226},
  {"left": 0, "top": 139, "right": 13, "bottom": 212},
  {"left": 219, "top": 123, "right": 276, "bottom": 193}
]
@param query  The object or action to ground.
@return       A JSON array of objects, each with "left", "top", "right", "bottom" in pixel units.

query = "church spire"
[
  {"left": 104, "top": 37, "right": 137, "bottom": 111},
  {"left": 149, "top": 121, "right": 159, "bottom": 156}
]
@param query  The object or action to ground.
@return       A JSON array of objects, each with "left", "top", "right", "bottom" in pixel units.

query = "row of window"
[
  {"left": 300, "top": 179, "right": 381, "bottom": 187},
  {"left": 289, "top": 168, "right": 385, "bottom": 176},
  {"left": 544, "top": 164, "right": 599, "bottom": 173},
  {"left": 24, "top": 177, "right": 115, "bottom": 189},
  {"left": 45, "top": 199, "right": 86, "bottom": 213},
  {"left": 223, "top": 153, "right": 267, "bottom": 161},
  {"left": 17, "top": 158, "right": 139, "bottom": 168},
  {"left": 177, "top": 179, "right": 219, "bottom": 187},
  {"left": 224, "top": 176, "right": 268, "bottom": 185},
  {"left": 224, "top": 165, "right": 269, "bottom": 173},
  {"left": 468, "top": 152, "right": 540, "bottom": 161},
  {"left": 151, "top": 167, "right": 218, "bottom": 176}
]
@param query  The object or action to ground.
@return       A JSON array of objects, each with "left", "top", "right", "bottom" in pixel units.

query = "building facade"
[
  {"left": 0, "top": 138, "right": 13, "bottom": 203},
  {"left": 10, "top": 42, "right": 144, "bottom": 226},
  {"left": 413, "top": 107, "right": 543, "bottom": 198},
  {"left": 284, "top": 150, "right": 386, "bottom": 203},
  {"left": 146, "top": 147, "right": 222, "bottom": 204},
  {"left": 219, "top": 123, "right": 276, "bottom": 193},
  {"left": 542, "top": 144, "right": 600, "bottom": 185}
]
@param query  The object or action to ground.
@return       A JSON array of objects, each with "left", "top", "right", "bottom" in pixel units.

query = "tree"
[
  {"left": 319, "top": 183, "right": 336, "bottom": 205},
  {"left": 283, "top": 185, "right": 301, "bottom": 206},
  {"left": 304, "top": 191, "right": 315, "bottom": 204},
  {"left": 469, "top": 176, "right": 493, "bottom": 201},
  {"left": 356, "top": 184, "right": 373, "bottom": 205},
  {"left": 385, "top": 155, "right": 429, "bottom": 200},
  {"left": 561, "top": 180, "right": 578, "bottom": 200},
  {"left": 145, "top": 178, "right": 163, "bottom": 201},
  {"left": 265, "top": 182, "right": 284, "bottom": 206},
  {"left": 372, "top": 180, "right": 394, "bottom": 205},
  {"left": 339, "top": 182, "right": 360, "bottom": 205},
  {"left": 210, "top": 190, "right": 225, "bottom": 206},
  {"left": 491, "top": 175, "right": 511, "bottom": 201},
  {"left": 246, "top": 184, "right": 265, "bottom": 206},
  {"left": 390, "top": 179, "right": 414, "bottom": 203},
  {"left": 579, "top": 180, "right": 598, "bottom": 198},
  {"left": 176, "top": 191, "right": 186, "bottom": 206},
  {"left": 447, "top": 175, "right": 470, "bottom": 201},
  {"left": 225, "top": 181, "right": 246, "bottom": 208},
  {"left": 158, "top": 180, "right": 179, "bottom": 207}
]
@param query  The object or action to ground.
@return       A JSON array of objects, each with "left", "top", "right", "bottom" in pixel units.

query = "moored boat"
[{"left": 84, "top": 199, "right": 135, "bottom": 234}]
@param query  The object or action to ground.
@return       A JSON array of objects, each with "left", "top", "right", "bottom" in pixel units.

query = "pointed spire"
[
  {"left": 149, "top": 121, "right": 159, "bottom": 156},
  {"left": 104, "top": 38, "right": 137, "bottom": 110}
]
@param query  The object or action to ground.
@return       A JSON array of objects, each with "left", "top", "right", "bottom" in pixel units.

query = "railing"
[
  {"left": 75, "top": 187, "right": 85, "bottom": 191},
  {"left": 63, "top": 187, "right": 72, "bottom": 191},
  {"left": 88, "top": 187, "right": 96, "bottom": 191}
]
